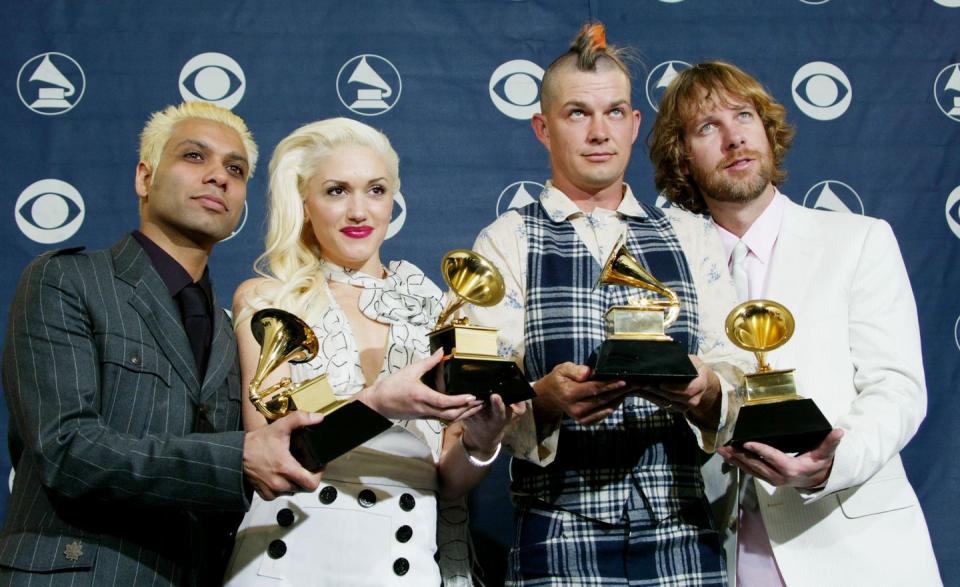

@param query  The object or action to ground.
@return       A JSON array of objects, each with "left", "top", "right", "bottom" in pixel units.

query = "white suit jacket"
[{"left": 705, "top": 199, "right": 942, "bottom": 587}]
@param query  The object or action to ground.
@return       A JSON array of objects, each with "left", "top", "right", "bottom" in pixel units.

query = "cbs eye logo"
[
  {"left": 386, "top": 191, "right": 407, "bottom": 239},
  {"left": 792, "top": 62, "right": 852, "bottom": 121},
  {"left": 934, "top": 0, "right": 960, "bottom": 7},
  {"left": 179, "top": 53, "right": 246, "bottom": 109},
  {"left": 489, "top": 60, "right": 544, "bottom": 120},
  {"left": 645, "top": 61, "right": 691, "bottom": 112},
  {"left": 946, "top": 185, "right": 960, "bottom": 240},
  {"left": 15, "top": 179, "right": 85, "bottom": 244}
]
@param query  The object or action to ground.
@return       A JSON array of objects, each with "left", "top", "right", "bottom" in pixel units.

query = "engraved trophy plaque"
[{"left": 590, "top": 235, "right": 698, "bottom": 383}]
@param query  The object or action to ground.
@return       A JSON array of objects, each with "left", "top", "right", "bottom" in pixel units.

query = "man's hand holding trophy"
[{"left": 247, "top": 309, "right": 391, "bottom": 472}]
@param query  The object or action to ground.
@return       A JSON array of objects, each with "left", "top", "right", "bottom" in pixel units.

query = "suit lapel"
[
  {"left": 112, "top": 236, "right": 202, "bottom": 398},
  {"left": 764, "top": 200, "right": 823, "bottom": 369},
  {"left": 200, "top": 293, "right": 238, "bottom": 401}
]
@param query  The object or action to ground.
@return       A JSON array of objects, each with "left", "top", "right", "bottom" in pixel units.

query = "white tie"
[{"left": 731, "top": 240, "right": 749, "bottom": 302}]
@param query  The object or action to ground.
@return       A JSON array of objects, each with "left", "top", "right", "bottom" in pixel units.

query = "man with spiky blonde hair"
[
  {"left": 467, "top": 24, "right": 739, "bottom": 585},
  {"left": 1, "top": 103, "right": 323, "bottom": 585}
]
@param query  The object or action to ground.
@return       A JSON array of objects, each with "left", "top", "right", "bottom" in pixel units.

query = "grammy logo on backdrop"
[
  {"left": 346, "top": 56, "right": 393, "bottom": 110},
  {"left": 425, "top": 250, "right": 534, "bottom": 405},
  {"left": 724, "top": 300, "right": 832, "bottom": 453},
  {"left": 249, "top": 309, "right": 391, "bottom": 472},
  {"left": 27, "top": 54, "right": 76, "bottom": 110},
  {"left": 589, "top": 234, "right": 698, "bottom": 383}
]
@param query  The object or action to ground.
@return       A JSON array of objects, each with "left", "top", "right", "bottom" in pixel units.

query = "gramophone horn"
[
  {"left": 435, "top": 249, "right": 506, "bottom": 327},
  {"left": 249, "top": 308, "right": 319, "bottom": 417},
  {"left": 725, "top": 299, "right": 795, "bottom": 373},
  {"left": 595, "top": 234, "right": 681, "bottom": 326}
]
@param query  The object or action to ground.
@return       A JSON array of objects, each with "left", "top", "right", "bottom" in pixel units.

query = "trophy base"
[
  {"left": 589, "top": 338, "right": 697, "bottom": 383},
  {"left": 289, "top": 400, "right": 392, "bottom": 472},
  {"left": 425, "top": 355, "right": 535, "bottom": 405},
  {"left": 727, "top": 398, "right": 832, "bottom": 454}
]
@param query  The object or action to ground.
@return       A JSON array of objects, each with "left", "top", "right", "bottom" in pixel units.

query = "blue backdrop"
[{"left": 2, "top": 1, "right": 958, "bottom": 583}]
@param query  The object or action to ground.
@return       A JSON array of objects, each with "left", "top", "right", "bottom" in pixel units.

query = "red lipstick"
[{"left": 341, "top": 226, "right": 373, "bottom": 239}]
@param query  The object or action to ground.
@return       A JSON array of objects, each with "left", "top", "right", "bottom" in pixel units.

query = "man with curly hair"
[{"left": 649, "top": 61, "right": 941, "bottom": 587}]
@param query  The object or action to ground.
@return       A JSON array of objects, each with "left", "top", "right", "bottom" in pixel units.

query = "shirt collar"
[
  {"left": 539, "top": 181, "right": 648, "bottom": 223},
  {"left": 131, "top": 231, "right": 212, "bottom": 301},
  {"left": 713, "top": 189, "right": 786, "bottom": 264}
]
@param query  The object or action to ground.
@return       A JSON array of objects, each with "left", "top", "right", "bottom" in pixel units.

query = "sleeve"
[
  {"left": 463, "top": 213, "right": 560, "bottom": 466},
  {"left": 666, "top": 207, "right": 750, "bottom": 452},
  {"left": 2, "top": 254, "right": 248, "bottom": 511},
  {"left": 808, "top": 219, "right": 927, "bottom": 500}
]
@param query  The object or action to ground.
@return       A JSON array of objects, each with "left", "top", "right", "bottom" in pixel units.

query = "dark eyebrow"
[
  {"left": 321, "top": 176, "right": 389, "bottom": 186},
  {"left": 174, "top": 139, "right": 248, "bottom": 166},
  {"left": 173, "top": 139, "right": 210, "bottom": 151}
]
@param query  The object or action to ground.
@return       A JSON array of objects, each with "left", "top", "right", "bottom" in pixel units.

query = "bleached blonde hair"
[
  {"left": 235, "top": 117, "right": 399, "bottom": 328},
  {"left": 139, "top": 102, "right": 258, "bottom": 179}
]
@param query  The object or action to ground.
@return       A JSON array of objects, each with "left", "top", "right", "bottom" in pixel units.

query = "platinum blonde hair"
[
  {"left": 139, "top": 102, "right": 258, "bottom": 179},
  {"left": 236, "top": 117, "right": 400, "bottom": 327}
]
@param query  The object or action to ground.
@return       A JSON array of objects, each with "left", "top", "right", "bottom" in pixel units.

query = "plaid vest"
[{"left": 511, "top": 200, "right": 707, "bottom": 524}]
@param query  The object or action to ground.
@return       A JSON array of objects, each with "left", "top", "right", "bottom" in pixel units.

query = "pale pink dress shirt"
[{"left": 714, "top": 191, "right": 788, "bottom": 587}]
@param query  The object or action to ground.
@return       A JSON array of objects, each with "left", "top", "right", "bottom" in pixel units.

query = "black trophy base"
[
  {"left": 589, "top": 338, "right": 698, "bottom": 384},
  {"left": 425, "top": 356, "right": 535, "bottom": 405},
  {"left": 727, "top": 398, "right": 832, "bottom": 454},
  {"left": 288, "top": 400, "right": 392, "bottom": 472}
]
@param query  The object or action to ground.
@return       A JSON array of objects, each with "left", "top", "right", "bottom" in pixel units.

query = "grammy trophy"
[
  {"left": 425, "top": 250, "right": 534, "bottom": 405},
  {"left": 249, "top": 308, "right": 391, "bottom": 471},
  {"left": 724, "top": 300, "right": 832, "bottom": 453},
  {"left": 589, "top": 234, "right": 698, "bottom": 383}
]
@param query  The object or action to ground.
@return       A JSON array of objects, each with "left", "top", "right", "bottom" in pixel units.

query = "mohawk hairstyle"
[{"left": 539, "top": 22, "right": 634, "bottom": 114}]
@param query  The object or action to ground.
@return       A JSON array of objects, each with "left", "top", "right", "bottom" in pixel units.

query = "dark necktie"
[{"left": 178, "top": 283, "right": 211, "bottom": 380}]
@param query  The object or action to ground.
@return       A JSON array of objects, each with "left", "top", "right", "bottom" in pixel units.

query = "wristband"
[{"left": 459, "top": 434, "right": 501, "bottom": 467}]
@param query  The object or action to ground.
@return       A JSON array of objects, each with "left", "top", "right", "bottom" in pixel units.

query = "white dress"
[{"left": 224, "top": 261, "right": 472, "bottom": 587}]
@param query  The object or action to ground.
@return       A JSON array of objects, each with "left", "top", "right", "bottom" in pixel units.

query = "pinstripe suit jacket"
[{"left": 0, "top": 235, "right": 248, "bottom": 586}]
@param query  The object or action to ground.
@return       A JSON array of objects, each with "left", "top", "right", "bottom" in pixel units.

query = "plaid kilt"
[{"left": 508, "top": 201, "right": 725, "bottom": 585}]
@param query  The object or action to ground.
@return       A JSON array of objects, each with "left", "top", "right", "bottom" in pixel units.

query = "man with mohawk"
[{"left": 466, "top": 24, "right": 738, "bottom": 585}]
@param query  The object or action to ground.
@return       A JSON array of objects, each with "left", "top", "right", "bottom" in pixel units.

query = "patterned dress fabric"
[{"left": 224, "top": 260, "right": 472, "bottom": 586}]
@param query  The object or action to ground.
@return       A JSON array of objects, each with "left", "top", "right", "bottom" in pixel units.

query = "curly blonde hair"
[
  {"left": 647, "top": 61, "right": 795, "bottom": 214},
  {"left": 235, "top": 118, "right": 399, "bottom": 328}
]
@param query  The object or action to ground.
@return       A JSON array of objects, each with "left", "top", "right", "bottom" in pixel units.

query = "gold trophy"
[
  {"left": 590, "top": 235, "right": 698, "bottom": 382},
  {"left": 249, "top": 308, "right": 391, "bottom": 471},
  {"left": 724, "top": 300, "right": 831, "bottom": 453},
  {"left": 425, "top": 250, "right": 534, "bottom": 405}
]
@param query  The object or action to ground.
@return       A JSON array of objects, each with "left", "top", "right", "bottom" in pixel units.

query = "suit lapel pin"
[{"left": 64, "top": 540, "right": 83, "bottom": 562}]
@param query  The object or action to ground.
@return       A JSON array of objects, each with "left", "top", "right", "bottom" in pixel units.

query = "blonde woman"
[{"left": 223, "top": 118, "right": 520, "bottom": 586}]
